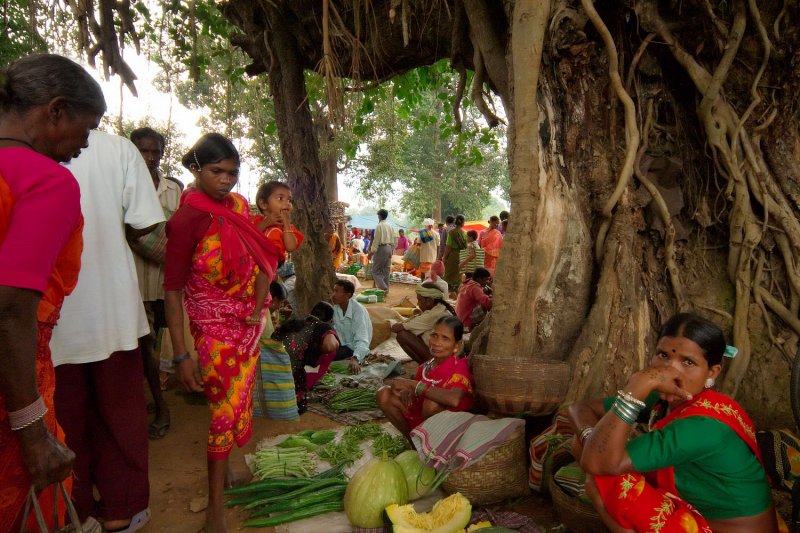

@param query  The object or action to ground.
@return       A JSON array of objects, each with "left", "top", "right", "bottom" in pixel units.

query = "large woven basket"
[
  {"left": 441, "top": 426, "right": 528, "bottom": 505},
  {"left": 473, "top": 356, "right": 569, "bottom": 416},
  {"left": 549, "top": 454, "right": 608, "bottom": 532}
]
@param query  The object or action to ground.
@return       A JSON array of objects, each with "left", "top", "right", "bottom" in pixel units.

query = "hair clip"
[{"left": 724, "top": 345, "right": 738, "bottom": 358}]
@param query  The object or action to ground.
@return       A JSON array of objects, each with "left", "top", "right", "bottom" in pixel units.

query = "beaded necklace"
[{"left": 420, "top": 356, "right": 454, "bottom": 385}]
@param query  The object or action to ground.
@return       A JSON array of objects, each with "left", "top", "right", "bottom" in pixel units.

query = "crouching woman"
[
  {"left": 377, "top": 316, "right": 473, "bottom": 438},
  {"left": 569, "top": 313, "right": 780, "bottom": 533}
]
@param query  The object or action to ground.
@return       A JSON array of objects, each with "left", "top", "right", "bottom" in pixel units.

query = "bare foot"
[{"left": 103, "top": 519, "right": 131, "bottom": 531}]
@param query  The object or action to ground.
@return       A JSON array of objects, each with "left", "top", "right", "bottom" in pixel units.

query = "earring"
[{"left": 704, "top": 377, "right": 715, "bottom": 389}]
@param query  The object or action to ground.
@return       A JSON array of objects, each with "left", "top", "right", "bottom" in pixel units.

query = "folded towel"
[{"left": 410, "top": 411, "right": 525, "bottom": 472}]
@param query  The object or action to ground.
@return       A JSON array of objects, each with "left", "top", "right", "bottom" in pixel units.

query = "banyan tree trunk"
[{"left": 264, "top": 7, "right": 336, "bottom": 314}]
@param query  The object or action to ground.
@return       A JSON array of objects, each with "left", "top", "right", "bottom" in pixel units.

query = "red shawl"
[{"left": 181, "top": 190, "right": 280, "bottom": 282}]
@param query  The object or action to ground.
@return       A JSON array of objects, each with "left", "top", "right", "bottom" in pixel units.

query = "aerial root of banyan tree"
[{"left": 634, "top": 0, "right": 800, "bottom": 396}]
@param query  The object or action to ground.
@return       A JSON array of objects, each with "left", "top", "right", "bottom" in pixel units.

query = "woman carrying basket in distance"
[
  {"left": 569, "top": 313, "right": 781, "bottom": 533},
  {"left": 377, "top": 316, "right": 474, "bottom": 438},
  {"left": 164, "top": 133, "right": 280, "bottom": 533}
]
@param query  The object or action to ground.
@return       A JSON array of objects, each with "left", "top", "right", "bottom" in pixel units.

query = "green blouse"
[{"left": 604, "top": 394, "right": 771, "bottom": 519}]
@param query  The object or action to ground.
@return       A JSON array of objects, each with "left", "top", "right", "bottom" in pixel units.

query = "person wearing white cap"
[
  {"left": 418, "top": 217, "right": 440, "bottom": 280},
  {"left": 368, "top": 208, "right": 396, "bottom": 294}
]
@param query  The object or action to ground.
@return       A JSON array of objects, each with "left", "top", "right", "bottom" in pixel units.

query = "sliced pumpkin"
[{"left": 387, "top": 492, "right": 472, "bottom": 533}]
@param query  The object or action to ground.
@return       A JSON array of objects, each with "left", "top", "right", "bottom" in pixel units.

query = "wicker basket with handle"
[
  {"left": 441, "top": 426, "right": 528, "bottom": 505},
  {"left": 473, "top": 355, "right": 570, "bottom": 416},
  {"left": 549, "top": 453, "right": 609, "bottom": 532}
]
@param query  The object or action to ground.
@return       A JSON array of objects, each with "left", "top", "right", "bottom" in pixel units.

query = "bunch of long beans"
[
  {"left": 225, "top": 463, "right": 348, "bottom": 527},
  {"left": 326, "top": 388, "right": 378, "bottom": 412},
  {"left": 250, "top": 447, "right": 316, "bottom": 479},
  {"left": 328, "top": 360, "right": 351, "bottom": 374}
]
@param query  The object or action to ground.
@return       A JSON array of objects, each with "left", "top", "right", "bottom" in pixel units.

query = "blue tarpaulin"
[{"left": 346, "top": 213, "right": 415, "bottom": 231}]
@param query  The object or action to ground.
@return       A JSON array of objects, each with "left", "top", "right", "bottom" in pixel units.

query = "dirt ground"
[{"left": 137, "top": 280, "right": 560, "bottom": 532}]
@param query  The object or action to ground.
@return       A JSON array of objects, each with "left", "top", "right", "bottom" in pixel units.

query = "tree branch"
[{"left": 462, "top": 0, "right": 509, "bottom": 106}]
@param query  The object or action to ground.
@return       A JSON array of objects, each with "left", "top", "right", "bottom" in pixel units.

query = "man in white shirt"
[
  {"left": 331, "top": 279, "right": 372, "bottom": 374},
  {"left": 130, "top": 127, "right": 182, "bottom": 441},
  {"left": 368, "top": 209, "right": 396, "bottom": 294},
  {"left": 51, "top": 130, "right": 164, "bottom": 531}
]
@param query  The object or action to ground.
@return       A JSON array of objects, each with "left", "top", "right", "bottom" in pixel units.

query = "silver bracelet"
[
  {"left": 9, "top": 396, "right": 48, "bottom": 431},
  {"left": 617, "top": 389, "right": 646, "bottom": 408},
  {"left": 578, "top": 426, "right": 593, "bottom": 444}
]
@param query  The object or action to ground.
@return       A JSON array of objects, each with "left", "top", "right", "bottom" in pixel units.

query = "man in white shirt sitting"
[{"left": 331, "top": 279, "right": 372, "bottom": 374}]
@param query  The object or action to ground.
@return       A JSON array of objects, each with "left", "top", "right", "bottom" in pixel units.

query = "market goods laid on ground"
[{"left": 224, "top": 463, "right": 348, "bottom": 527}]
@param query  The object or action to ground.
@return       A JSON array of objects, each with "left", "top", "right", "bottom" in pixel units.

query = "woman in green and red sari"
[
  {"left": 164, "top": 133, "right": 280, "bottom": 533},
  {"left": 442, "top": 214, "right": 467, "bottom": 292},
  {"left": 569, "top": 313, "right": 781, "bottom": 533}
]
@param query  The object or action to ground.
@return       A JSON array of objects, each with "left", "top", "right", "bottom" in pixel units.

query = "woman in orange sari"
[
  {"left": 327, "top": 227, "right": 344, "bottom": 270},
  {"left": 480, "top": 215, "right": 503, "bottom": 276},
  {"left": 0, "top": 54, "right": 106, "bottom": 533},
  {"left": 569, "top": 313, "right": 780, "bottom": 533},
  {"left": 164, "top": 133, "right": 280, "bottom": 533}
]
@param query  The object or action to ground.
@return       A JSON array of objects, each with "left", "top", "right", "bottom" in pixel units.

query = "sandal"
[{"left": 148, "top": 417, "right": 170, "bottom": 440}]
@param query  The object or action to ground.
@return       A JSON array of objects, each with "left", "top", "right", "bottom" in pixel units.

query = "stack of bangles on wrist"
[
  {"left": 613, "top": 389, "right": 646, "bottom": 425},
  {"left": 8, "top": 396, "right": 48, "bottom": 431},
  {"left": 578, "top": 426, "right": 593, "bottom": 444},
  {"left": 414, "top": 381, "right": 431, "bottom": 397}
]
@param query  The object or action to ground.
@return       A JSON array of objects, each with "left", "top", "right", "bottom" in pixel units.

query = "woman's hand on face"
[
  {"left": 628, "top": 365, "right": 693, "bottom": 402},
  {"left": 176, "top": 359, "right": 204, "bottom": 393}
]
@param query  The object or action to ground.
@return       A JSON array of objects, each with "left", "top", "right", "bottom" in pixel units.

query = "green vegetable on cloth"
[
  {"left": 344, "top": 456, "right": 409, "bottom": 528},
  {"left": 327, "top": 388, "right": 378, "bottom": 412}
]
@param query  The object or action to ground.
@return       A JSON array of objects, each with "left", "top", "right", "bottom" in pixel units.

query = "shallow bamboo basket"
[
  {"left": 549, "top": 454, "right": 608, "bottom": 532},
  {"left": 441, "top": 426, "right": 528, "bottom": 505},
  {"left": 473, "top": 355, "right": 569, "bottom": 416}
]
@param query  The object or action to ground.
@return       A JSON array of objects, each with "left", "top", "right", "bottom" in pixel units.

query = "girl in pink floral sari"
[{"left": 164, "top": 133, "right": 279, "bottom": 533}]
